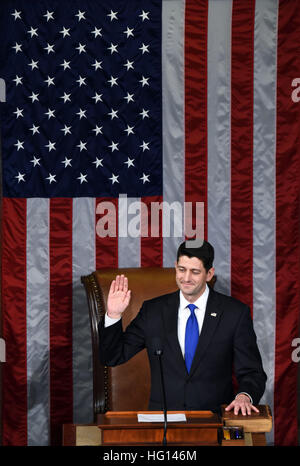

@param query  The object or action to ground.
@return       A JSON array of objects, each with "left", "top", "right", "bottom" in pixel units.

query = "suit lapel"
[
  {"left": 189, "top": 288, "right": 223, "bottom": 376},
  {"left": 162, "top": 291, "right": 186, "bottom": 371}
]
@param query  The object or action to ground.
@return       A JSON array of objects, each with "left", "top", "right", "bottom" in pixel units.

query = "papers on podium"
[{"left": 137, "top": 413, "right": 187, "bottom": 422}]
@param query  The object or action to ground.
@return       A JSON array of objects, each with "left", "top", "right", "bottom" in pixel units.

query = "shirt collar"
[{"left": 179, "top": 284, "right": 210, "bottom": 312}]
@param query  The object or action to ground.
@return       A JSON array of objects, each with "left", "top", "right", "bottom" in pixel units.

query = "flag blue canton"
[{"left": 0, "top": 0, "right": 162, "bottom": 198}]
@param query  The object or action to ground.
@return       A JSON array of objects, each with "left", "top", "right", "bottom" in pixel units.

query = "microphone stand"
[{"left": 155, "top": 349, "right": 167, "bottom": 445}]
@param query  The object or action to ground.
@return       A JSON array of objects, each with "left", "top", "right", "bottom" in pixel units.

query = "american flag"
[{"left": 1, "top": 0, "right": 300, "bottom": 446}]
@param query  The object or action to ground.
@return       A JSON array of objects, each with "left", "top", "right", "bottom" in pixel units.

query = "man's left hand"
[{"left": 225, "top": 394, "right": 259, "bottom": 416}]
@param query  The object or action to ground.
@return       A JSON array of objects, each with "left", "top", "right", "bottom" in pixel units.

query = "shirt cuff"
[
  {"left": 235, "top": 392, "right": 253, "bottom": 404},
  {"left": 104, "top": 313, "right": 122, "bottom": 327}
]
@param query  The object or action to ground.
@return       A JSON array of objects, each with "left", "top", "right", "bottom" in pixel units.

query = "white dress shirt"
[
  {"left": 177, "top": 284, "right": 209, "bottom": 357},
  {"left": 105, "top": 312, "right": 121, "bottom": 327}
]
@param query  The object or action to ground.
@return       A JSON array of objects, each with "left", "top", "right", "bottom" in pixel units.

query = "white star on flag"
[
  {"left": 92, "top": 92, "right": 103, "bottom": 103},
  {"left": 44, "top": 43, "right": 55, "bottom": 54},
  {"left": 124, "top": 60, "right": 134, "bottom": 71},
  {"left": 140, "top": 109, "right": 150, "bottom": 119},
  {"left": 140, "top": 173, "right": 150, "bottom": 183},
  {"left": 14, "top": 140, "right": 24, "bottom": 151},
  {"left": 92, "top": 60, "right": 102, "bottom": 70},
  {"left": 76, "top": 76, "right": 86, "bottom": 87},
  {"left": 124, "top": 157, "right": 135, "bottom": 168},
  {"left": 60, "top": 93, "right": 71, "bottom": 103},
  {"left": 108, "top": 43, "right": 118, "bottom": 54},
  {"left": 77, "top": 141, "right": 87, "bottom": 151},
  {"left": 61, "top": 125, "right": 72, "bottom": 135},
  {"left": 12, "top": 43, "right": 22, "bottom": 53},
  {"left": 60, "top": 27, "right": 70, "bottom": 37},
  {"left": 46, "top": 173, "right": 57, "bottom": 183},
  {"left": 29, "top": 124, "right": 40, "bottom": 135},
  {"left": 60, "top": 60, "right": 71, "bottom": 70},
  {"left": 14, "top": 108, "right": 23, "bottom": 118},
  {"left": 124, "top": 93, "right": 134, "bottom": 103},
  {"left": 62, "top": 157, "right": 72, "bottom": 168},
  {"left": 28, "top": 27, "right": 38, "bottom": 38},
  {"left": 75, "top": 10, "right": 86, "bottom": 21},
  {"left": 76, "top": 43, "right": 86, "bottom": 54},
  {"left": 109, "top": 141, "right": 119, "bottom": 152},
  {"left": 108, "top": 109, "right": 118, "bottom": 120},
  {"left": 28, "top": 59, "right": 39, "bottom": 70},
  {"left": 44, "top": 10, "right": 54, "bottom": 21},
  {"left": 139, "top": 76, "right": 150, "bottom": 87},
  {"left": 92, "top": 125, "right": 103, "bottom": 136},
  {"left": 124, "top": 125, "right": 135, "bottom": 136},
  {"left": 45, "top": 108, "right": 55, "bottom": 119},
  {"left": 91, "top": 27, "right": 102, "bottom": 38},
  {"left": 45, "top": 141, "right": 56, "bottom": 152},
  {"left": 124, "top": 27, "right": 134, "bottom": 38},
  {"left": 139, "top": 43, "right": 150, "bottom": 54},
  {"left": 108, "top": 76, "right": 118, "bottom": 87},
  {"left": 13, "top": 75, "right": 23, "bottom": 86},
  {"left": 140, "top": 141, "right": 150, "bottom": 151},
  {"left": 30, "top": 156, "right": 41, "bottom": 166},
  {"left": 76, "top": 109, "right": 87, "bottom": 119},
  {"left": 93, "top": 158, "right": 103, "bottom": 168},
  {"left": 45, "top": 76, "right": 55, "bottom": 87},
  {"left": 109, "top": 173, "right": 119, "bottom": 184},
  {"left": 139, "top": 10, "right": 150, "bottom": 21},
  {"left": 29, "top": 92, "right": 39, "bottom": 102},
  {"left": 107, "top": 10, "right": 118, "bottom": 21},
  {"left": 15, "top": 172, "right": 25, "bottom": 182},
  {"left": 77, "top": 173, "right": 88, "bottom": 184},
  {"left": 11, "top": 10, "right": 22, "bottom": 20}
]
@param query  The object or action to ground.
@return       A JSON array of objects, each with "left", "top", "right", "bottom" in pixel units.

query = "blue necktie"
[{"left": 185, "top": 304, "right": 199, "bottom": 373}]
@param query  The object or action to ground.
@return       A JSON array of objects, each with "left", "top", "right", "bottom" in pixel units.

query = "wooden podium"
[{"left": 63, "top": 406, "right": 272, "bottom": 446}]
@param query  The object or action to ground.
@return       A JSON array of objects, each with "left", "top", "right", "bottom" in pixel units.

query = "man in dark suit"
[{"left": 99, "top": 240, "right": 266, "bottom": 415}]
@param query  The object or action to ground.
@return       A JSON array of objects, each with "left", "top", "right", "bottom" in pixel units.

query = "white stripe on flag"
[
  {"left": 253, "top": 0, "right": 278, "bottom": 445},
  {"left": 26, "top": 198, "right": 50, "bottom": 446},
  {"left": 162, "top": 0, "right": 185, "bottom": 265},
  {"left": 118, "top": 197, "right": 141, "bottom": 267},
  {"left": 72, "top": 198, "right": 95, "bottom": 424},
  {"left": 207, "top": 0, "right": 232, "bottom": 295}
]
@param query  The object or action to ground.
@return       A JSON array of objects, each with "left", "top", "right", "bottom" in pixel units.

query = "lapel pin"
[{"left": 210, "top": 313, "right": 217, "bottom": 317}]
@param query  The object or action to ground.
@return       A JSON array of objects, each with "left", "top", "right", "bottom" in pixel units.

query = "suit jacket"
[{"left": 98, "top": 288, "right": 267, "bottom": 412}]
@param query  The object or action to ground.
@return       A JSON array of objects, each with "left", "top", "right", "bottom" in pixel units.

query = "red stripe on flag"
[
  {"left": 95, "top": 197, "right": 118, "bottom": 268},
  {"left": 1, "top": 198, "right": 27, "bottom": 445},
  {"left": 185, "top": 0, "right": 208, "bottom": 239},
  {"left": 141, "top": 196, "right": 163, "bottom": 267},
  {"left": 230, "top": 1, "right": 255, "bottom": 311},
  {"left": 49, "top": 199, "right": 73, "bottom": 445},
  {"left": 274, "top": 0, "right": 300, "bottom": 446}
]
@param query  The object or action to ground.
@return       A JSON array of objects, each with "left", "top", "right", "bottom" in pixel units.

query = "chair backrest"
[{"left": 81, "top": 267, "right": 178, "bottom": 420}]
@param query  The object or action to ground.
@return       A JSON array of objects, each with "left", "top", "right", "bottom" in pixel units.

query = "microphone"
[{"left": 152, "top": 337, "right": 168, "bottom": 445}]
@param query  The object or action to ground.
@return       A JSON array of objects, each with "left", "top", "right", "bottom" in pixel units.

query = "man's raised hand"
[{"left": 107, "top": 275, "right": 131, "bottom": 319}]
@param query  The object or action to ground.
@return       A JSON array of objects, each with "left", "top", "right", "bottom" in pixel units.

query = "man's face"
[{"left": 175, "top": 255, "right": 214, "bottom": 301}]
